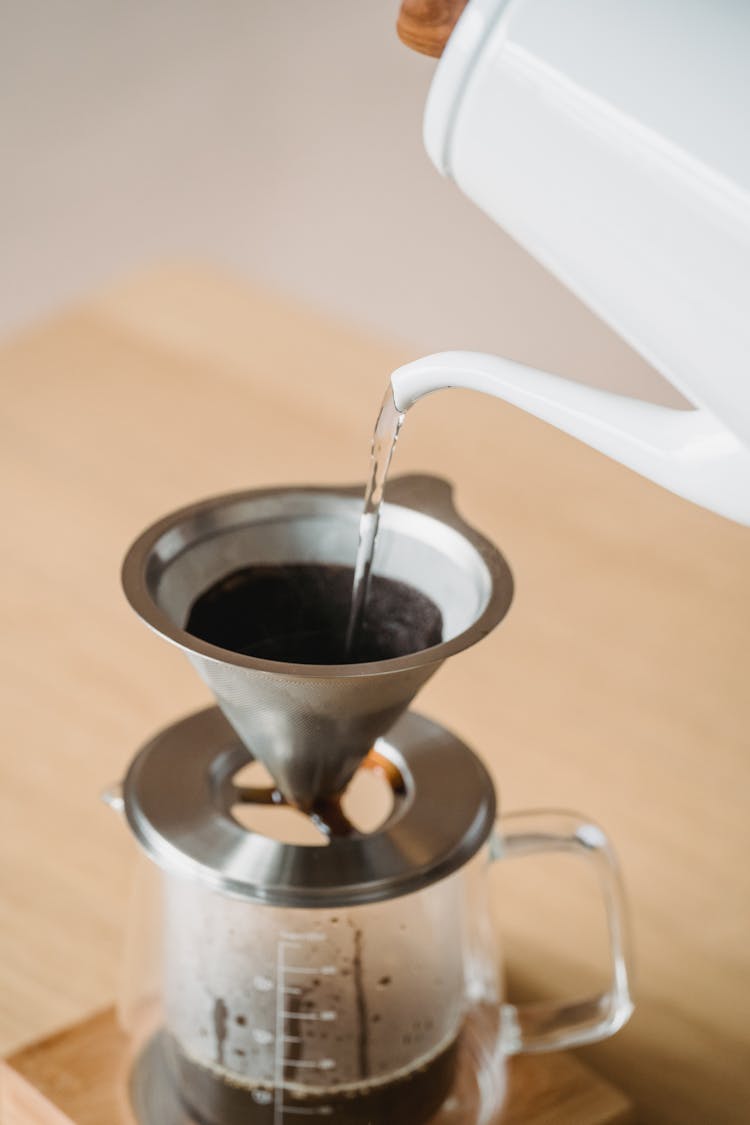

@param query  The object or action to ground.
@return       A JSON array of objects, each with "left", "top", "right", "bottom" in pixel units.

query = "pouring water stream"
[{"left": 345, "top": 388, "right": 405, "bottom": 655}]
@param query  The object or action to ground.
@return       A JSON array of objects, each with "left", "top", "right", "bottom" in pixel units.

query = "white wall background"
[{"left": 0, "top": 0, "right": 678, "bottom": 403}]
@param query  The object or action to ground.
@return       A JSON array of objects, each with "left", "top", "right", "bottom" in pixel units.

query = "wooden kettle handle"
[{"left": 397, "top": 0, "right": 469, "bottom": 58}]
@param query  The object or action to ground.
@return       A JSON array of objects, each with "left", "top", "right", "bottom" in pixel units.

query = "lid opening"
[{"left": 230, "top": 751, "right": 400, "bottom": 847}]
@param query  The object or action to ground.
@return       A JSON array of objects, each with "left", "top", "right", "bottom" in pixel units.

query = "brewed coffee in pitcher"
[{"left": 161, "top": 848, "right": 469, "bottom": 1125}]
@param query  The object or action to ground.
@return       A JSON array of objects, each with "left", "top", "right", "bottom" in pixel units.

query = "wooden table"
[{"left": 1, "top": 265, "right": 748, "bottom": 1123}]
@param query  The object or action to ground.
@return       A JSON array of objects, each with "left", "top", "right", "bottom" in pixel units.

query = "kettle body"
[{"left": 404, "top": 0, "right": 750, "bottom": 523}]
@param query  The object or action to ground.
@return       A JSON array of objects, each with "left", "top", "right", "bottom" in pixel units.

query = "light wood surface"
[
  {"left": 0, "top": 1007, "right": 631, "bottom": 1125},
  {"left": 1, "top": 1011, "right": 133, "bottom": 1125},
  {"left": 1, "top": 264, "right": 748, "bottom": 1122}
]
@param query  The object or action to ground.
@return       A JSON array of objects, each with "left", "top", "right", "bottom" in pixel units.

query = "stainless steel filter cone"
[{"left": 121, "top": 475, "right": 513, "bottom": 807}]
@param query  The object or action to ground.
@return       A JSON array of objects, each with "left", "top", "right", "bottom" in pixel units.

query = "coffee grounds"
[{"left": 185, "top": 564, "right": 443, "bottom": 665}]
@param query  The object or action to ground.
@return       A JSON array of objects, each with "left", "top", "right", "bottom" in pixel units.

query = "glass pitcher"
[{"left": 106, "top": 705, "right": 632, "bottom": 1125}]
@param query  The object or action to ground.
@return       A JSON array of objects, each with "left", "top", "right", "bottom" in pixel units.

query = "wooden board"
[
  {"left": 1, "top": 264, "right": 749, "bottom": 1122},
  {"left": 0, "top": 1008, "right": 632, "bottom": 1125}
]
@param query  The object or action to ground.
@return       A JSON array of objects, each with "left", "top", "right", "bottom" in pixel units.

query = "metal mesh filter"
[{"left": 121, "top": 475, "right": 513, "bottom": 807}]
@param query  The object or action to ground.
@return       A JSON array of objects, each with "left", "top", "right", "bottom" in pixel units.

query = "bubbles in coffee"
[
  {"left": 169, "top": 1034, "right": 459, "bottom": 1125},
  {"left": 186, "top": 563, "right": 443, "bottom": 664}
]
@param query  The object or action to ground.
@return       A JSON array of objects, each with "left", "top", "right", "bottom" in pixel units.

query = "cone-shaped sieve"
[{"left": 121, "top": 475, "right": 513, "bottom": 809}]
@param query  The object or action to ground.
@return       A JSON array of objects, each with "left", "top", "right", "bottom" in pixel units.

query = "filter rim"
[{"left": 121, "top": 475, "right": 514, "bottom": 681}]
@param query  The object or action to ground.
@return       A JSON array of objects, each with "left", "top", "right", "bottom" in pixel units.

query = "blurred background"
[{"left": 0, "top": 0, "right": 679, "bottom": 403}]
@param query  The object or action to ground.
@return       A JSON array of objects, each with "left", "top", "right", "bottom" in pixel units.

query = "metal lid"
[{"left": 123, "top": 706, "right": 496, "bottom": 907}]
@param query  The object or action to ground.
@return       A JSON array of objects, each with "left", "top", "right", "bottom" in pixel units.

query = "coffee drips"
[{"left": 234, "top": 748, "right": 406, "bottom": 838}]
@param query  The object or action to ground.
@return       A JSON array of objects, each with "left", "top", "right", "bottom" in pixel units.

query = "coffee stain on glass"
[
  {"left": 213, "top": 997, "right": 228, "bottom": 1066},
  {"left": 352, "top": 926, "right": 370, "bottom": 1079}
]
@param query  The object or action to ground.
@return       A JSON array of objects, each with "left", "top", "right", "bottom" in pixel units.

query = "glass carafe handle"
[{"left": 491, "top": 810, "right": 634, "bottom": 1053}]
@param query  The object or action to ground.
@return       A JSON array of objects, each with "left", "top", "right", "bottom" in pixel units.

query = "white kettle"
[{"left": 394, "top": 0, "right": 750, "bottom": 524}]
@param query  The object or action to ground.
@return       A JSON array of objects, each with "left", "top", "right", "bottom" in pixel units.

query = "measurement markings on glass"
[
  {"left": 273, "top": 940, "right": 285, "bottom": 1125},
  {"left": 280, "top": 1109, "right": 334, "bottom": 1117},
  {"left": 284, "top": 965, "right": 337, "bottom": 976},
  {"left": 273, "top": 933, "right": 338, "bottom": 1122},
  {"left": 288, "top": 1058, "right": 337, "bottom": 1070},
  {"left": 281, "top": 1010, "right": 336, "bottom": 1020},
  {"left": 280, "top": 931, "right": 326, "bottom": 942}
]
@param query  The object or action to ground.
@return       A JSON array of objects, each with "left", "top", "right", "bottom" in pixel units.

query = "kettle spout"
[{"left": 390, "top": 351, "right": 750, "bottom": 526}]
